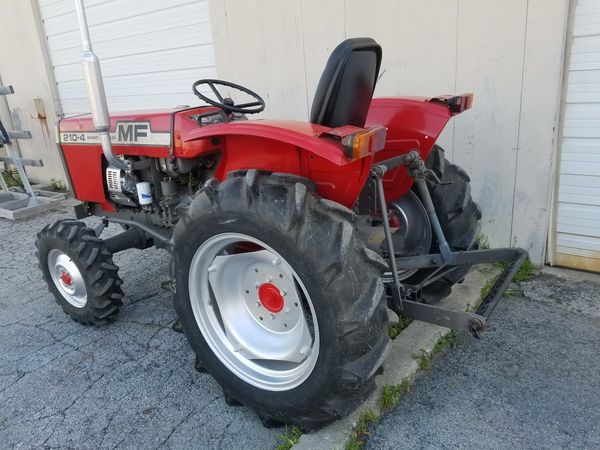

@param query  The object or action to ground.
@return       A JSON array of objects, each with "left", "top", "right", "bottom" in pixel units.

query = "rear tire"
[
  {"left": 172, "top": 171, "right": 390, "bottom": 431},
  {"left": 412, "top": 145, "right": 481, "bottom": 302},
  {"left": 36, "top": 219, "right": 123, "bottom": 325}
]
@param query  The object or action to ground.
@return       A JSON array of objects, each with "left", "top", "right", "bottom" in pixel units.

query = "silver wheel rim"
[
  {"left": 47, "top": 249, "right": 87, "bottom": 308},
  {"left": 189, "top": 233, "right": 320, "bottom": 391}
]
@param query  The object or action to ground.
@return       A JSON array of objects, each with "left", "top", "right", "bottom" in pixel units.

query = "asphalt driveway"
[
  {"left": 365, "top": 270, "right": 600, "bottom": 449},
  {"left": 2, "top": 201, "right": 600, "bottom": 449},
  {"left": 0, "top": 202, "right": 282, "bottom": 449}
]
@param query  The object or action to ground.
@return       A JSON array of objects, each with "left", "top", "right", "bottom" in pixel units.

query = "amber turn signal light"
[{"left": 341, "top": 126, "right": 387, "bottom": 159}]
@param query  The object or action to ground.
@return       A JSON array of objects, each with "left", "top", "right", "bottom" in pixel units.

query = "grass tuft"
[
  {"left": 476, "top": 233, "right": 490, "bottom": 250},
  {"left": 513, "top": 257, "right": 536, "bottom": 283},
  {"left": 486, "top": 257, "right": 537, "bottom": 300},
  {"left": 412, "top": 330, "right": 458, "bottom": 372},
  {"left": 50, "top": 177, "right": 66, "bottom": 192},
  {"left": 412, "top": 349, "right": 431, "bottom": 371},
  {"left": 346, "top": 408, "right": 378, "bottom": 450},
  {"left": 387, "top": 316, "right": 413, "bottom": 339},
  {"left": 378, "top": 379, "right": 411, "bottom": 412},
  {"left": 275, "top": 425, "right": 303, "bottom": 450},
  {"left": 1, "top": 169, "right": 22, "bottom": 188},
  {"left": 480, "top": 276, "right": 497, "bottom": 299}
]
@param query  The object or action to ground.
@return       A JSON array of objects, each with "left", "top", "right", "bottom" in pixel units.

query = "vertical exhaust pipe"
[{"left": 74, "top": 0, "right": 129, "bottom": 171}]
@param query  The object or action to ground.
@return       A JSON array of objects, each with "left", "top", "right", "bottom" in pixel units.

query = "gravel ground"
[
  {"left": 0, "top": 201, "right": 282, "bottom": 449},
  {"left": 365, "top": 272, "right": 600, "bottom": 449}
]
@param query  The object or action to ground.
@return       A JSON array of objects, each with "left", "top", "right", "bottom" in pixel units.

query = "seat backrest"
[{"left": 310, "top": 38, "right": 382, "bottom": 128}]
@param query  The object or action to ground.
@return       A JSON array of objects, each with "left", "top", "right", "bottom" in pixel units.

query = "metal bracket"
[
  {"left": 371, "top": 150, "right": 528, "bottom": 335},
  {"left": 0, "top": 156, "right": 44, "bottom": 167},
  {"left": 7, "top": 130, "right": 32, "bottom": 140}
]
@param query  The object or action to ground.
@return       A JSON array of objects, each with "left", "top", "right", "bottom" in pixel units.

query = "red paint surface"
[
  {"left": 60, "top": 271, "right": 73, "bottom": 286},
  {"left": 258, "top": 283, "right": 285, "bottom": 313},
  {"left": 366, "top": 97, "right": 453, "bottom": 200},
  {"left": 60, "top": 96, "right": 458, "bottom": 209}
]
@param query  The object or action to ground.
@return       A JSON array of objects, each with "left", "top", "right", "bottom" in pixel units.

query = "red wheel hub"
[
  {"left": 60, "top": 270, "right": 73, "bottom": 286},
  {"left": 258, "top": 283, "right": 284, "bottom": 313}
]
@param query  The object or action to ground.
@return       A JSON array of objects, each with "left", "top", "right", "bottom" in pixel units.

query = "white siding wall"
[
  {"left": 0, "top": 0, "right": 67, "bottom": 183},
  {"left": 208, "top": 0, "right": 569, "bottom": 266},
  {"left": 38, "top": 0, "right": 217, "bottom": 116},
  {"left": 554, "top": 0, "right": 600, "bottom": 272}
]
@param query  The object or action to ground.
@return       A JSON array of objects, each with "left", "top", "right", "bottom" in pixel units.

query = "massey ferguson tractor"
[{"left": 36, "top": 0, "right": 527, "bottom": 431}]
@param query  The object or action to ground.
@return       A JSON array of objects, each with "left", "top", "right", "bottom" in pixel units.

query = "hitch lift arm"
[{"left": 370, "top": 151, "right": 527, "bottom": 336}]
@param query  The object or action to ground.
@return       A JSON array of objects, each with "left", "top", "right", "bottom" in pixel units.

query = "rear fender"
[
  {"left": 178, "top": 118, "right": 372, "bottom": 208},
  {"left": 366, "top": 97, "right": 458, "bottom": 200}
]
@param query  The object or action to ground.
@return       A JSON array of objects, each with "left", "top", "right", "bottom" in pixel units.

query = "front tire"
[
  {"left": 172, "top": 172, "right": 390, "bottom": 431},
  {"left": 36, "top": 219, "right": 123, "bottom": 325}
]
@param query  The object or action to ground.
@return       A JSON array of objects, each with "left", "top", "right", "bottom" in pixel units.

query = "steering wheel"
[{"left": 192, "top": 79, "right": 265, "bottom": 114}]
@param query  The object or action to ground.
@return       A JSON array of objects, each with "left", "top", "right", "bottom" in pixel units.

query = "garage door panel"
[
  {"left": 555, "top": 0, "right": 600, "bottom": 272},
  {"left": 50, "top": 23, "right": 213, "bottom": 67},
  {"left": 42, "top": 0, "right": 206, "bottom": 36},
  {"left": 558, "top": 184, "right": 600, "bottom": 199},
  {"left": 558, "top": 202, "right": 600, "bottom": 224},
  {"left": 57, "top": 67, "right": 215, "bottom": 99},
  {"left": 576, "top": 0, "right": 600, "bottom": 15},
  {"left": 558, "top": 214, "right": 600, "bottom": 231},
  {"left": 557, "top": 223, "right": 600, "bottom": 238},
  {"left": 59, "top": 93, "right": 199, "bottom": 117},
  {"left": 53, "top": 44, "right": 214, "bottom": 83},
  {"left": 39, "top": 0, "right": 216, "bottom": 116},
  {"left": 39, "top": 0, "right": 108, "bottom": 21},
  {"left": 557, "top": 234, "right": 600, "bottom": 254},
  {"left": 46, "top": 4, "right": 209, "bottom": 52},
  {"left": 558, "top": 190, "right": 600, "bottom": 206},
  {"left": 560, "top": 150, "right": 600, "bottom": 162},
  {"left": 560, "top": 138, "right": 600, "bottom": 155}
]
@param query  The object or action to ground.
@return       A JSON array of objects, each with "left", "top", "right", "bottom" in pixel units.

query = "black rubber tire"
[
  {"left": 172, "top": 171, "right": 390, "bottom": 431},
  {"left": 412, "top": 145, "right": 481, "bottom": 302},
  {"left": 36, "top": 219, "right": 124, "bottom": 325}
]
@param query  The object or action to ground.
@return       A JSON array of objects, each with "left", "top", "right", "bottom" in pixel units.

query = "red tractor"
[{"left": 36, "top": 1, "right": 526, "bottom": 431}]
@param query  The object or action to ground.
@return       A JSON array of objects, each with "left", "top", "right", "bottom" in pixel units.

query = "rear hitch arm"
[{"left": 370, "top": 151, "right": 528, "bottom": 336}]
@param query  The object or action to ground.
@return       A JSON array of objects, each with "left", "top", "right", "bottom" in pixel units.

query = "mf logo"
[{"left": 116, "top": 122, "right": 149, "bottom": 142}]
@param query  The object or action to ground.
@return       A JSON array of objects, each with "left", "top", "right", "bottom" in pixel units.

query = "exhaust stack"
[{"left": 74, "top": 0, "right": 128, "bottom": 171}]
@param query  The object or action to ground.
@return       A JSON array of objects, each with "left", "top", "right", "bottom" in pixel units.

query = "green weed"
[
  {"left": 346, "top": 408, "right": 378, "bottom": 450},
  {"left": 275, "top": 426, "right": 303, "bottom": 450},
  {"left": 378, "top": 379, "right": 411, "bottom": 412},
  {"left": 387, "top": 316, "right": 413, "bottom": 339}
]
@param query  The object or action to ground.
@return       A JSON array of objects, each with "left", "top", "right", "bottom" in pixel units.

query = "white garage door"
[
  {"left": 554, "top": 0, "right": 600, "bottom": 272},
  {"left": 38, "top": 0, "right": 217, "bottom": 116}
]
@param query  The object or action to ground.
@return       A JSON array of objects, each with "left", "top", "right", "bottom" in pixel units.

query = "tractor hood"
[{"left": 58, "top": 108, "right": 181, "bottom": 149}]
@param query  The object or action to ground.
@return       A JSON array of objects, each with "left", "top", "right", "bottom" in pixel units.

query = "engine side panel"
[{"left": 58, "top": 109, "right": 178, "bottom": 210}]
